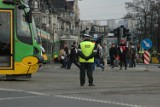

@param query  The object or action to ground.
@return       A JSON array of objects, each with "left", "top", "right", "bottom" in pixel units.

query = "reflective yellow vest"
[{"left": 79, "top": 41, "right": 95, "bottom": 63}]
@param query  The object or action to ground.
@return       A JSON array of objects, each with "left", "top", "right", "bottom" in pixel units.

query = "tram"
[
  {"left": 0, "top": 0, "right": 43, "bottom": 79},
  {"left": 36, "top": 28, "right": 53, "bottom": 64}
]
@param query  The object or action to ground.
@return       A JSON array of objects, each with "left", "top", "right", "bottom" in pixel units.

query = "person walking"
[
  {"left": 117, "top": 40, "right": 128, "bottom": 70},
  {"left": 93, "top": 43, "right": 104, "bottom": 71},
  {"left": 67, "top": 45, "right": 80, "bottom": 69},
  {"left": 78, "top": 34, "right": 97, "bottom": 86},
  {"left": 64, "top": 44, "right": 69, "bottom": 55},
  {"left": 59, "top": 47, "right": 67, "bottom": 68},
  {"left": 102, "top": 43, "right": 108, "bottom": 70},
  {"left": 109, "top": 43, "right": 117, "bottom": 68}
]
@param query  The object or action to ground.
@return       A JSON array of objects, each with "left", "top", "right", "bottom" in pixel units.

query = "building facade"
[{"left": 29, "top": 0, "right": 80, "bottom": 61}]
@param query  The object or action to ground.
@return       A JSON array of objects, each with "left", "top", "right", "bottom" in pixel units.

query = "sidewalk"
[
  {"left": 40, "top": 63, "right": 160, "bottom": 72},
  {"left": 105, "top": 64, "right": 160, "bottom": 72}
]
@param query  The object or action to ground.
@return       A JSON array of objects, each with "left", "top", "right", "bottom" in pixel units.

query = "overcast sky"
[{"left": 78, "top": 0, "right": 133, "bottom": 20}]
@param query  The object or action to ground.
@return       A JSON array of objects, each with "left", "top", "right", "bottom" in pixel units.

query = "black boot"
[{"left": 89, "top": 83, "right": 95, "bottom": 86}]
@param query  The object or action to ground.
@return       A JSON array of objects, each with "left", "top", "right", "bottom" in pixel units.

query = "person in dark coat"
[
  {"left": 128, "top": 44, "right": 136, "bottom": 67},
  {"left": 109, "top": 43, "right": 117, "bottom": 68},
  {"left": 67, "top": 45, "right": 80, "bottom": 69},
  {"left": 64, "top": 44, "right": 69, "bottom": 56},
  {"left": 117, "top": 40, "right": 128, "bottom": 70}
]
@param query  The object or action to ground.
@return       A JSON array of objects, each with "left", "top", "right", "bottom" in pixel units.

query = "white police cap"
[{"left": 84, "top": 34, "right": 91, "bottom": 37}]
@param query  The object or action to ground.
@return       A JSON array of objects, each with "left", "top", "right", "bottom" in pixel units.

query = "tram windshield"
[{"left": 17, "top": 7, "right": 33, "bottom": 45}]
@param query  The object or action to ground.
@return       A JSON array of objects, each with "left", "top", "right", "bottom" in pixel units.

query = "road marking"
[
  {"left": 0, "top": 88, "right": 48, "bottom": 101},
  {"left": 26, "top": 91, "right": 47, "bottom": 96},
  {"left": 0, "top": 88, "right": 143, "bottom": 107},
  {"left": 0, "top": 96, "right": 42, "bottom": 101},
  {"left": 0, "top": 88, "right": 48, "bottom": 96},
  {"left": 55, "top": 95, "right": 143, "bottom": 107}
]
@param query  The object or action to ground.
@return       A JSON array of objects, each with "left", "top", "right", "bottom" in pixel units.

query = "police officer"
[{"left": 78, "top": 34, "right": 97, "bottom": 86}]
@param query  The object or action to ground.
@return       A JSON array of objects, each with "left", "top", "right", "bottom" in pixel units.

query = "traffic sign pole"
[
  {"left": 144, "top": 51, "right": 150, "bottom": 71},
  {"left": 141, "top": 38, "right": 152, "bottom": 71}
]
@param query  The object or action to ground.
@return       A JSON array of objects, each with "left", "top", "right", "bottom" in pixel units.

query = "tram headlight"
[{"left": 22, "top": 56, "right": 39, "bottom": 66}]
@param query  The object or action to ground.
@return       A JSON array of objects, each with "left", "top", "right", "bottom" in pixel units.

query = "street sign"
[
  {"left": 141, "top": 38, "right": 152, "bottom": 50},
  {"left": 94, "top": 34, "right": 98, "bottom": 38}
]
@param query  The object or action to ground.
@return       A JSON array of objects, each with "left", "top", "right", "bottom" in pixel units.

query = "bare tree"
[
  {"left": 154, "top": 0, "right": 160, "bottom": 51},
  {"left": 126, "top": 0, "right": 153, "bottom": 38},
  {"left": 125, "top": 0, "right": 160, "bottom": 51}
]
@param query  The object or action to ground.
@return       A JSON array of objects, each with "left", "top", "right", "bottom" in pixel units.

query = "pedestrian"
[
  {"left": 132, "top": 45, "right": 136, "bottom": 67},
  {"left": 128, "top": 44, "right": 136, "bottom": 67},
  {"left": 109, "top": 43, "right": 117, "bottom": 68},
  {"left": 64, "top": 44, "right": 69, "bottom": 55},
  {"left": 158, "top": 51, "right": 160, "bottom": 68},
  {"left": 78, "top": 34, "right": 97, "bottom": 86},
  {"left": 59, "top": 47, "right": 67, "bottom": 68},
  {"left": 63, "top": 44, "right": 70, "bottom": 64},
  {"left": 128, "top": 44, "right": 132, "bottom": 67},
  {"left": 93, "top": 43, "right": 104, "bottom": 71},
  {"left": 67, "top": 45, "right": 80, "bottom": 69},
  {"left": 117, "top": 39, "right": 128, "bottom": 70},
  {"left": 102, "top": 43, "right": 108, "bottom": 69},
  {"left": 73, "top": 41, "right": 79, "bottom": 61},
  {"left": 158, "top": 51, "right": 160, "bottom": 62}
]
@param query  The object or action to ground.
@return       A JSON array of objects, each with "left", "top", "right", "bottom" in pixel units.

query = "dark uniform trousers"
[
  {"left": 119, "top": 55, "right": 127, "bottom": 68},
  {"left": 80, "top": 63, "right": 93, "bottom": 85}
]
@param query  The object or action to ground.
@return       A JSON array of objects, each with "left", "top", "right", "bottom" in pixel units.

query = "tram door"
[{"left": 0, "top": 10, "right": 13, "bottom": 69}]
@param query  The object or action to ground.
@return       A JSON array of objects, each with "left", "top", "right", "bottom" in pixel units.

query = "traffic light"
[
  {"left": 123, "top": 28, "right": 129, "bottom": 37},
  {"left": 122, "top": 28, "right": 131, "bottom": 41},
  {"left": 126, "top": 29, "right": 131, "bottom": 41},
  {"left": 113, "top": 28, "right": 120, "bottom": 37},
  {"left": 113, "top": 26, "right": 131, "bottom": 41},
  {"left": 127, "top": 34, "right": 131, "bottom": 41}
]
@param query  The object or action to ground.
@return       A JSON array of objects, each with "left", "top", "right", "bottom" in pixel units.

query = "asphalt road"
[{"left": 0, "top": 63, "right": 160, "bottom": 107}]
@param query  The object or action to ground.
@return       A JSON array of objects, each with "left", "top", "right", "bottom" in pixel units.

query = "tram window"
[
  {"left": 17, "top": 8, "right": 33, "bottom": 45},
  {"left": 32, "top": 18, "right": 39, "bottom": 43},
  {"left": 0, "top": 12, "right": 11, "bottom": 55}
]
